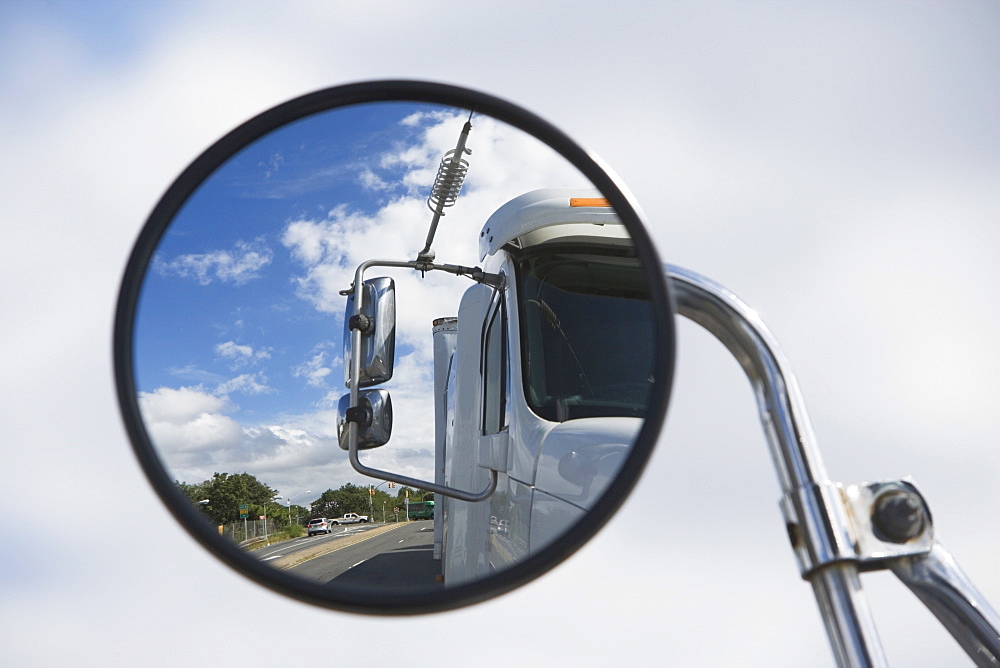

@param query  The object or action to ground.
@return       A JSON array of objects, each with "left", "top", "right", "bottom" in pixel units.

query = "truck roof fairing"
[{"left": 478, "top": 188, "right": 631, "bottom": 261}]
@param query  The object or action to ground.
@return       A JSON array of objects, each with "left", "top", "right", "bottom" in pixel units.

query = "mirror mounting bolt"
[
  {"left": 349, "top": 314, "right": 374, "bottom": 333},
  {"left": 871, "top": 487, "right": 927, "bottom": 543},
  {"left": 345, "top": 405, "right": 372, "bottom": 428}
]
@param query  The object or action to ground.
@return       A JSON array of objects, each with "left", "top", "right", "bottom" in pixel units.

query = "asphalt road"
[{"left": 253, "top": 521, "right": 443, "bottom": 593}]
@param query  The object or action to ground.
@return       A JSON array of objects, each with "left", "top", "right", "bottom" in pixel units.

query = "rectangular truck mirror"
[{"left": 343, "top": 276, "right": 396, "bottom": 388}]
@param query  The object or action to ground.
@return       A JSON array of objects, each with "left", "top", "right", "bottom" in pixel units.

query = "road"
[{"left": 252, "top": 521, "right": 443, "bottom": 593}]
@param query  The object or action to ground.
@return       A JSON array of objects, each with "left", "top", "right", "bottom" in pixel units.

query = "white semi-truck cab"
[
  {"left": 432, "top": 189, "right": 654, "bottom": 585},
  {"left": 337, "top": 186, "right": 654, "bottom": 585}
]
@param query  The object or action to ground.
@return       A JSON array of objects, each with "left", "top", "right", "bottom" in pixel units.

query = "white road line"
[{"left": 349, "top": 560, "right": 366, "bottom": 569}]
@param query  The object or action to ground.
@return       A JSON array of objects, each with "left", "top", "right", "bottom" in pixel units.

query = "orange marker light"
[{"left": 569, "top": 197, "right": 611, "bottom": 207}]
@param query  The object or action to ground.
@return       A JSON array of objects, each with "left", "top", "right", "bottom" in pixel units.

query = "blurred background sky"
[{"left": 2, "top": 2, "right": 998, "bottom": 665}]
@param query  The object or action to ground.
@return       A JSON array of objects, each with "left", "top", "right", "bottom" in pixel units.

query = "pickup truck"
[{"left": 331, "top": 513, "right": 369, "bottom": 525}]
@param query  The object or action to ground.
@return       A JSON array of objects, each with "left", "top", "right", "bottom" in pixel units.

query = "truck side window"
[{"left": 482, "top": 291, "right": 508, "bottom": 435}]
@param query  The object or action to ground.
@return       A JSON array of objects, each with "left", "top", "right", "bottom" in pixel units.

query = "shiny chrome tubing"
[
  {"left": 667, "top": 264, "right": 888, "bottom": 667},
  {"left": 889, "top": 544, "right": 1000, "bottom": 666}
]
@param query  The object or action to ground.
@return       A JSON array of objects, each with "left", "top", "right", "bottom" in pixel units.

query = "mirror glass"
[{"left": 119, "top": 84, "right": 672, "bottom": 613}]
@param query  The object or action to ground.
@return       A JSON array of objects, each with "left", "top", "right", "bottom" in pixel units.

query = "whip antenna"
[{"left": 417, "top": 111, "right": 473, "bottom": 262}]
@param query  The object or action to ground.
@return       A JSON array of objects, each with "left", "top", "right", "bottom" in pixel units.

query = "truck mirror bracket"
[{"left": 344, "top": 258, "right": 501, "bottom": 503}]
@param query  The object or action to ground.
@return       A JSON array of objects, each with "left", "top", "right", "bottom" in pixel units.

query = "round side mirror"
[{"left": 114, "top": 80, "right": 675, "bottom": 614}]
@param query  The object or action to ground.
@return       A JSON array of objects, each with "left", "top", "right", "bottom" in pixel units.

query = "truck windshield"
[{"left": 515, "top": 247, "right": 654, "bottom": 422}]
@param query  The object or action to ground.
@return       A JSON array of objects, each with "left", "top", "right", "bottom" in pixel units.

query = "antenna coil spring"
[{"left": 427, "top": 148, "right": 470, "bottom": 214}]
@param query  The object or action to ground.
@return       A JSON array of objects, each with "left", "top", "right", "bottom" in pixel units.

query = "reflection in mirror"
[{"left": 131, "top": 101, "right": 654, "bottom": 597}]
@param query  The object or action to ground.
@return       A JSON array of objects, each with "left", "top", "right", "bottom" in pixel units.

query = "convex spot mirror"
[
  {"left": 337, "top": 389, "right": 392, "bottom": 451},
  {"left": 114, "top": 80, "right": 675, "bottom": 614}
]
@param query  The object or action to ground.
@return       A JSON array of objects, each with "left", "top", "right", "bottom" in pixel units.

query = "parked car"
[{"left": 306, "top": 518, "right": 334, "bottom": 536}]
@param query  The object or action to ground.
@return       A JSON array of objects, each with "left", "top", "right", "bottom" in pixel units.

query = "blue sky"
[{"left": 135, "top": 103, "right": 440, "bottom": 417}]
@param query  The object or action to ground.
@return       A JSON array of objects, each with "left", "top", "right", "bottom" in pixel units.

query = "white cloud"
[
  {"left": 214, "top": 340, "right": 271, "bottom": 370},
  {"left": 260, "top": 151, "right": 284, "bottom": 179},
  {"left": 215, "top": 341, "right": 253, "bottom": 360},
  {"left": 154, "top": 238, "right": 273, "bottom": 285},
  {"left": 168, "top": 364, "right": 226, "bottom": 384},
  {"left": 138, "top": 386, "right": 244, "bottom": 469},
  {"left": 139, "top": 385, "right": 228, "bottom": 425},
  {"left": 138, "top": 382, "right": 339, "bottom": 487},
  {"left": 215, "top": 373, "right": 272, "bottom": 396},
  {"left": 358, "top": 168, "right": 392, "bottom": 192},
  {"left": 292, "top": 347, "right": 338, "bottom": 388}
]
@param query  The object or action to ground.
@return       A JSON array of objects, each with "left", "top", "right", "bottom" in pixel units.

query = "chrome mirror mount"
[{"left": 669, "top": 264, "right": 1000, "bottom": 666}]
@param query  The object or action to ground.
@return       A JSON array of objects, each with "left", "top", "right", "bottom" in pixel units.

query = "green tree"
[
  {"left": 310, "top": 489, "right": 342, "bottom": 518},
  {"left": 395, "top": 486, "right": 433, "bottom": 502},
  {"left": 310, "top": 482, "right": 380, "bottom": 518},
  {"left": 175, "top": 472, "right": 278, "bottom": 527},
  {"left": 177, "top": 480, "right": 210, "bottom": 505},
  {"left": 286, "top": 504, "right": 309, "bottom": 525}
]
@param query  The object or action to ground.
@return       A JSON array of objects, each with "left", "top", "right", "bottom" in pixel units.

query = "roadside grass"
[{"left": 243, "top": 524, "right": 306, "bottom": 550}]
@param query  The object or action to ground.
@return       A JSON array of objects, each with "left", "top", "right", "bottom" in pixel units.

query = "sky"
[{"left": 2, "top": 1, "right": 999, "bottom": 666}]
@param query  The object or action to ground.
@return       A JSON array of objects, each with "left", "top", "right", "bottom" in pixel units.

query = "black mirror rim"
[{"left": 113, "top": 78, "right": 676, "bottom": 615}]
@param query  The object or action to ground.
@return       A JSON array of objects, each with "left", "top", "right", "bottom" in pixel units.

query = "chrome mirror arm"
[
  {"left": 889, "top": 543, "right": 1000, "bottom": 666},
  {"left": 346, "top": 420, "right": 498, "bottom": 503},
  {"left": 668, "top": 264, "right": 1000, "bottom": 666},
  {"left": 668, "top": 263, "right": 888, "bottom": 667}
]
